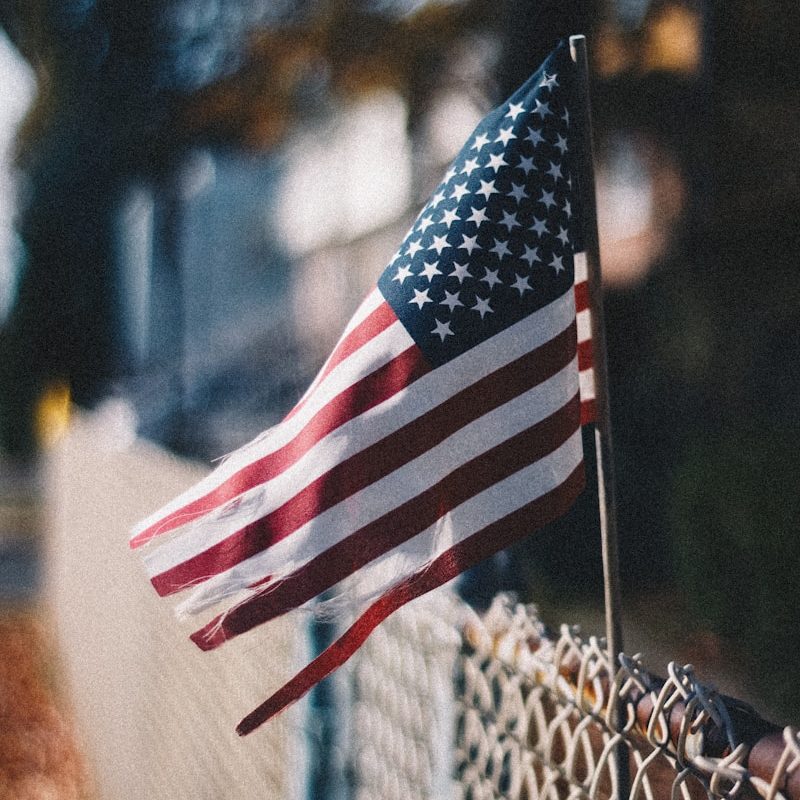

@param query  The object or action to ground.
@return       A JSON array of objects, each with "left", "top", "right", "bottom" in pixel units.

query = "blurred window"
[{"left": 0, "top": 32, "right": 35, "bottom": 323}]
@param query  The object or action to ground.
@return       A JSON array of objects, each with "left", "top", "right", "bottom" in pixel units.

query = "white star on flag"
[
  {"left": 526, "top": 127, "right": 545, "bottom": 146},
  {"left": 441, "top": 208, "right": 459, "bottom": 226},
  {"left": 495, "top": 127, "right": 516, "bottom": 145},
  {"left": 420, "top": 261, "right": 442, "bottom": 281},
  {"left": 522, "top": 244, "right": 539, "bottom": 265},
  {"left": 477, "top": 179, "right": 498, "bottom": 200},
  {"left": 540, "top": 189, "right": 556, "bottom": 208},
  {"left": 431, "top": 234, "right": 449, "bottom": 255},
  {"left": 451, "top": 182, "right": 470, "bottom": 201},
  {"left": 467, "top": 206, "right": 489, "bottom": 225},
  {"left": 459, "top": 233, "right": 480, "bottom": 254},
  {"left": 540, "top": 71, "right": 558, "bottom": 88},
  {"left": 486, "top": 152, "right": 508, "bottom": 172},
  {"left": 393, "top": 264, "right": 413, "bottom": 283},
  {"left": 532, "top": 217, "right": 549, "bottom": 236},
  {"left": 482, "top": 267, "right": 502, "bottom": 288},
  {"left": 450, "top": 261, "right": 471, "bottom": 282},
  {"left": 491, "top": 238, "right": 511, "bottom": 259},
  {"left": 410, "top": 286, "right": 432, "bottom": 307},
  {"left": 472, "top": 295, "right": 493, "bottom": 317},
  {"left": 500, "top": 210, "right": 520, "bottom": 231},
  {"left": 509, "top": 183, "right": 527, "bottom": 202},
  {"left": 440, "top": 290, "right": 464, "bottom": 311},
  {"left": 511, "top": 274, "right": 533, "bottom": 295},
  {"left": 432, "top": 318, "right": 453, "bottom": 341}
]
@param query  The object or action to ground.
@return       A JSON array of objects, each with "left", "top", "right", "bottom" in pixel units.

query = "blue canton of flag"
[{"left": 379, "top": 44, "right": 577, "bottom": 366}]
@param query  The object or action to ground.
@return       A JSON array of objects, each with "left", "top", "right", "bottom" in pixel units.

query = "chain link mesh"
[
  {"left": 340, "top": 589, "right": 800, "bottom": 800},
  {"left": 346, "top": 591, "right": 464, "bottom": 800},
  {"left": 453, "top": 594, "right": 800, "bottom": 800},
  {"left": 46, "top": 412, "right": 800, "bottom": 800}
]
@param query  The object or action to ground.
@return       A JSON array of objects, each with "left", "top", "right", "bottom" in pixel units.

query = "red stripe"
[
  {"left": 285, "top": 301, "right": 398, "bottom": 421},
  {"left": 578, "top": 338, "right": 593, "bottom": 370},
  {"left": 580, "top": 399, "right": 596, "bottom": 426},
  {"left": 131, "top": 341, "right": 429, "bottom": 548},
  {"left": 190, "top": 393, "right": 580, "bottom": 649},
  {"left": 235, "top": 462, "right": 586, "bottom": 735},
  {"left": 152, "top": 321, "right": 578, "bottom": 596},
  {"left": 574, "top": 281, "right": 589, "bottom": 313}
]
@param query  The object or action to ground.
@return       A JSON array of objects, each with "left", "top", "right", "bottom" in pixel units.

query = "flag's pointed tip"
[
  {"left": 189, "top": 627, "right": 223, "bottom": 651},
  {"left": 236, "top": 703, "right": 277, "bottom": 736},
  {"left": 130, "top": 525, "right": 156, "bottom": 549}
]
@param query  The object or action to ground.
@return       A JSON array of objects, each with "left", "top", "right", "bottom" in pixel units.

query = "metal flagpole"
[{"left": 569, "top": 34, "right": 629, "bottom": 799}]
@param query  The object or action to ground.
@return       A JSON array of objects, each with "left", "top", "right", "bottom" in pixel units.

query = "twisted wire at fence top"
[{"left": 453, "top": 594, "right": 800, "bottom": 800}]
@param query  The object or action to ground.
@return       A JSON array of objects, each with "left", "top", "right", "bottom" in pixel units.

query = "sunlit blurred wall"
[
  {"left": 276, "top": 66, "right": 487, "bottom": 366},
  {"left": 44, "top": 407, "right": 306, "bottom": 800},
  {"left": 592, "top": 0, "right": 701, "bottom": 288}
]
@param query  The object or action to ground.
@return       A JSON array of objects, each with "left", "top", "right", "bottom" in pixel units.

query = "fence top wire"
[{"left": 457, "top": 594, "right": 800, "bottom": 800}]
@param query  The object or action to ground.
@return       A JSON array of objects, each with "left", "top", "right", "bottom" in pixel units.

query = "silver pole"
[{"left": 569, "top": 33, "right": 629, "bottom": 799}]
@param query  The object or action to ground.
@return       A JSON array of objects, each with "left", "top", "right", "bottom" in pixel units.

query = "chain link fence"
[
  {"left": 347, "top": 592, "right": 800, "bottom": 800},
  {"left": 46, "top": 410, "right": 800, "bottom": 800}
]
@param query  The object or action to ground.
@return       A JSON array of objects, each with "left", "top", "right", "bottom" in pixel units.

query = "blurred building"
[{"left": 2, "top": 0, "right": 800, "bottom": 751}]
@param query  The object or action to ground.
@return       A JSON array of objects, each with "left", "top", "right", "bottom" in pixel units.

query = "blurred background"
[{"left": 0, "top": 0, "right": 799, "bottom": 793}]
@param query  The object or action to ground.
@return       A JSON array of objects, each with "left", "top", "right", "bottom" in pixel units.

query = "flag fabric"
[
  {"left": 575, "top": 251, "right": 596, "bottom": 424},
  {"left": 131, "top": 41, "right": 595, "bottom": 735}
]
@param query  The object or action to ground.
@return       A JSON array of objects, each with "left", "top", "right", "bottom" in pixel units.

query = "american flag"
[{"left": 131, "top": 41, "right": 595, "bottom": 735}]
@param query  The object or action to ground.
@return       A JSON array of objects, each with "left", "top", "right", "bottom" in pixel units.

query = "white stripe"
[
  {"left": 579, "top": 368, "right": 595, "bottom": 401},
  {"left": 577, "top": 308, "right": 591, "bottom": 344},
  {"left": 142, "top": 290, "right": 577, "bottom": 570},
  {"left": 335, "top": 428, "right": 583, "bottom": 609},
  {"left": 292, "top": 288, "right": 386, "bottom": 408},
  {"left": 164, "top": 357, "right": 579, "bottom": 612},
  {"left": 574, "top": 251, "right": 588, "bottom": 284},
  {"left": 132, "top": 315, "right": 412, "bottom": 539},
  {"left": 575, "top": 254, "right": 594, "bottom": 407},
  {"left": 150, "top": 348, "right": 578, "bottom": 592},
  {"left": 216, "top": 428, "right": 584, "bottom": 621},
  {"left": 136, "top": 290, "right": 577, "bottom": 546},
  {"left": 342, "top": 287, "right": 384, "bottom": 336}
]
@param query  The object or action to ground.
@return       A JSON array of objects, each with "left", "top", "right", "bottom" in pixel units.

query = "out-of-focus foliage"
[
  {"left": 183, "top": 1, "right": 498, "bottom": 149},
  {"left": 0, "top": 0, "right": 496, "bottom": 457},
  {"left": 672, "top": 431, "right": 800, "bottom": 723},
  {"left": 666, "top": 0, "right": 800, "bottom": 720},
  {"left": 593, "top": 2, "right": 702, "bottom": 78}
]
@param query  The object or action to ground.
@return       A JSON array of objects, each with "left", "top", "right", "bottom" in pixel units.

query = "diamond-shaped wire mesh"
[{"left": 349, "top": 591, "right": 800, "bottom": 800}]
